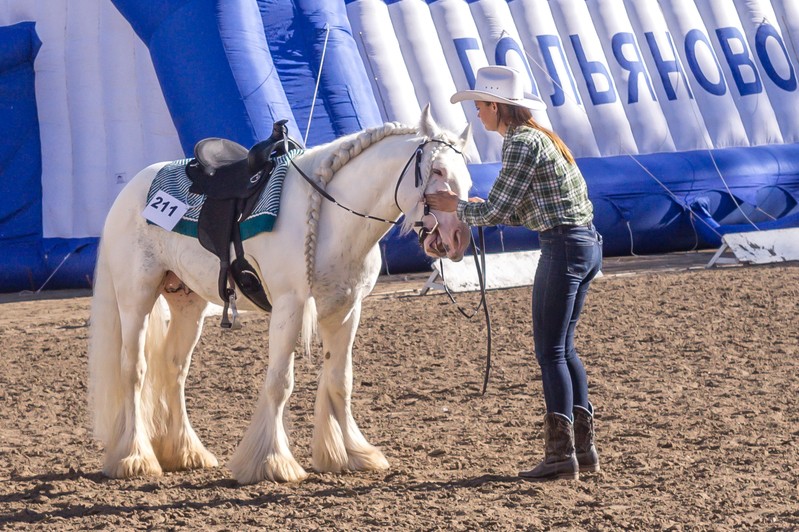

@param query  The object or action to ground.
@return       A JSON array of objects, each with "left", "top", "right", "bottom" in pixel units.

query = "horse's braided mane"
[{"left": 303, "top": 122, "right": 417, "bottom": 292}]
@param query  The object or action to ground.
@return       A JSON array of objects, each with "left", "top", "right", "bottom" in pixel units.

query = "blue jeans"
[{"left": 533, "top": 224, "right": 603, "bottom": 418}]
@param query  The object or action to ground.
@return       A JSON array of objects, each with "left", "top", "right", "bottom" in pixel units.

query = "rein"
[
  {"left": 437, "top": 227, "right": 493, "bottom": 395},
  {"left": 284, "top": 132, "right": 461, "bottom": 226}
]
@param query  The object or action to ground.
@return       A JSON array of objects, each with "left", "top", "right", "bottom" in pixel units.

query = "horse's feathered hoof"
[
  {"left": 347, "top": 445, "right": 390, "bottom": 472},
  {"left": 105, "top": 453, "right": 163, "bottom": 479},
  {"left": 160, "top": 447, "right": 219, "bottom": 472},
  {"left": 229, "top": 454, "right": 309, "bottom": 485},
  {"left": 264, "top": 455, "right": 309, "bottom": 483}
]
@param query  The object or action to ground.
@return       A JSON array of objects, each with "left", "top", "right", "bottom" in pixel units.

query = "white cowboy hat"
[{"left": 450, "top": 65, "right": 547, "bottom": 110}]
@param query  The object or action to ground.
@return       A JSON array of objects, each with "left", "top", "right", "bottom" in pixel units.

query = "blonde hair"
[{"left": 495, "top": 103, "right": 575, "bottom": 165}]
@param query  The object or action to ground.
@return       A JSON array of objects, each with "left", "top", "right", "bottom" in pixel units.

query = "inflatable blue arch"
[{"left": 2, "top": 0, "right": 799, "bottom": 291}]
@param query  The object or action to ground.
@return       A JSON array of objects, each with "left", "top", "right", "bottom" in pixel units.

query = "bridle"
[
  {"left": 284, "top": 131, "right": 464, "bottom": 236},
  {"left": 283, "top": 130, "right": 494, "bottom": 395}
]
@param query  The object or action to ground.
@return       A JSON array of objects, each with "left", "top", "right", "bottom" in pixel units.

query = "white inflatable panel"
[
  {"left": 733, "top": 0, "right": 799, "bottom": 143},
  {"left": 467, "top": 0, "right": 552, "bottom": 130},
  {"left": 659, "top": 0, "right": 750, "bottom": 148},
  {"left": 386, "top": 0, "right": 481, "bottom": 162},
  {"left": 549, "top": 0, "right": 639, "bottom": 156},
  {"left": 27, "top": 1, "right": 75, "bottom": 238},
  {"left": 772, "top": 0, "right": 799, "bottom": 71},
  {"left": 507, "top": 0, "right": 600, "bottom": 157},
  {"left": 347, "top": 0, "right": 420, "bottom": 125},
  {"left": 624, "top": 0, "right": 713, "bottom": 151},
  {"left": 428, "top": 0, "right": 502, "bottom": 162},
  {"left": 695, "top": 0, "right": 782, "bottom": 146},
  {"left": 588, "top": 0, "right": 675, "bottom": 153},
  {"left": 67, "top": 2, "right": 117, "bottom": 236},
  {"left": 134, "top": 39, "right": 184, "bottom": 170},
  {"left": 4, "top": 0, "right": 182, "bottom": 239},
  {"left": 99, "top": 5, "right": 146, "bottom": 212}
]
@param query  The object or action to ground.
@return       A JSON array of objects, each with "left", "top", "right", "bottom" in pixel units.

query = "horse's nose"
[{"left": 452, "top": 227, "right": 463, "bottom": 255}]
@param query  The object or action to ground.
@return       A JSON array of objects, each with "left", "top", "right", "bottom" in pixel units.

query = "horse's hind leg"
[
  {"left": 228, "top": 295, "right": 308, "bottom": 484},
  {"left": 312, "top": 301, "right": 389, "bottom": 473},
  {"left": 151, "top": 280, "right": 218, "bottom": 472},
  {"left": 103, "top": 280, "right": 163, "bottom": 478}
]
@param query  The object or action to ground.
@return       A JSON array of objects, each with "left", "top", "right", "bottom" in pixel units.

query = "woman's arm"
[{"left": 427, "top": 135, "right": 538, "bottom": 226}]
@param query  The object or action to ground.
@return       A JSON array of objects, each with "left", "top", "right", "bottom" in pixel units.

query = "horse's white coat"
[{"left": 88, "top": 109, "right": 472, "bottom": 484}]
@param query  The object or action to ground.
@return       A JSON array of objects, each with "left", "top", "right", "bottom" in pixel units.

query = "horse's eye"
[{"left": 432, "top": 168, "right": 443, "bottom": 176}]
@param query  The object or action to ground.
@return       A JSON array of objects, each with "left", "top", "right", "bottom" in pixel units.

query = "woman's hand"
[{"left": 424, "top": 190, "right": 460, "bottom": 212}]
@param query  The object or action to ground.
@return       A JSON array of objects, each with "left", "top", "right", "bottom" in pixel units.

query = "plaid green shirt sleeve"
[
  {"left": 456, "top": 132, "right": 540, "bottom": 226},
  {"left": 457, "top": 126, "right": 593, "bottom": 232}
]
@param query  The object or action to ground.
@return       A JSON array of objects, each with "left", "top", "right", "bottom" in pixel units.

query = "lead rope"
[{"left": 438, "top": 227, "right": 493, "bottom": 395}]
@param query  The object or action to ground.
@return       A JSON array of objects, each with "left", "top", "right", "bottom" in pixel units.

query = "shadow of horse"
[{"left": 0, "top": 472, "right": 530, "bottom": 526}]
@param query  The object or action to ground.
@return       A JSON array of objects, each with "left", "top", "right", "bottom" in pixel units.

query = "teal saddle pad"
[{"left": 146, "top": 149, "right": 302, "bottom": 240}]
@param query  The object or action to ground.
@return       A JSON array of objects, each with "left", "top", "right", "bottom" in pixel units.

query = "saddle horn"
[{"left": 248, "top": 119, "right": 289, "bottom": 175}]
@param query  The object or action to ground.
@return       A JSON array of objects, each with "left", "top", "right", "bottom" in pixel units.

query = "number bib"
[{"left": 143, "top": 190, "right": 190, "bottom": 231}]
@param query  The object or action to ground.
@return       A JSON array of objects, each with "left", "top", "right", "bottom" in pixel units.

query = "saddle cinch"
[{"left": 185, "top": 119, "right": 302, "bottom": 329}]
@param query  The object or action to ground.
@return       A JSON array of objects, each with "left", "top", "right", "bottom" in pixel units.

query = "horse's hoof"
[
  {"left": 161, "top": 447, "right": 219, "bottom": 472},
  {"left": 105, "top": 454, "right": 163, "bottom": 479},
  {"left": 347, "top": 446, "right": 389, "bottom": 472},
  {"left": 264, "top": 455, "right": 309, "bottom": 483},
  {"left": 182, "top": 449, "right": 219, "bottom": 470},
  {"left": 229, "top": 454, "right": 308, "bottom": 484}
]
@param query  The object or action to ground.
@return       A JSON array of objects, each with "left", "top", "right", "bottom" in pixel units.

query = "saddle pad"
[{"left": 146, "top": 149, "right": 303, "bottom": 240}]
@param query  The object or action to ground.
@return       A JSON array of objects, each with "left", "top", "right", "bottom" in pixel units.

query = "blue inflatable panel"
[
  {"left": 379, "top": 144, "right": 799, "bottom": 272},
  {"left": 291, "top": 0, "right": 384, "bottom": 138},
  {"left": 0, "top": 22, "right": 44, "bottom": 292},
  {"left": 39, "top": 238, "right": 98, "bottom": 291},
  {"left": 258, "top": 0, "right": 337, "bottom": 146},
  {"left": 686, "top": 145, "right": 799, "bottom": 247},
  {"left": 217, "top": 0, "right": 300, "bottom": 141},
  {"left": 259, "top": 0, "right": 384, "bottom": 145},
  {"left": 111, "top": 0, "right": 297, "bottom": 154}
]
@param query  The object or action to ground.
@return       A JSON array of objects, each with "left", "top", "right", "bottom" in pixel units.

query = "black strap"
[
  {"left": 438, "top": 227, "right": 492, "bottom": 394},
  {"left": 286, "top": 141, "right": 413, "bottom": 226},
  {"left": 475, "top": 228, "right": 492, "bottom": 395}
]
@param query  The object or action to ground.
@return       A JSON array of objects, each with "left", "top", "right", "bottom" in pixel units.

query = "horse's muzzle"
[{"left": 423, "top": 232, "right": 448, "bottom": 258}]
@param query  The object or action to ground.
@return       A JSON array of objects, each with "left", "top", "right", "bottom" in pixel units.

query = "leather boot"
[
  {"left": 574, "top": 403, "right": 600, "bottom": 473},
  {"left": 518, "top": 412, "right": 579, "bottom": 481}
]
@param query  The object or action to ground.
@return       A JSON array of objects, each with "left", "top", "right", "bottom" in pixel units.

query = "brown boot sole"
[
  {"left": 518, "top": 470, "right": 579, "bottom": 481},
  {"left": 579, "top": 464, "right": 600, "bottom": 473}
]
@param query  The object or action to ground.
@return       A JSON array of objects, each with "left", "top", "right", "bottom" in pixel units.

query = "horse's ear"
[
  {"left": 419, "top": 103, "right": 440, "bottom": 138},
  {"left": 458, "top": 123, "right": 472, "bottom": 150}
]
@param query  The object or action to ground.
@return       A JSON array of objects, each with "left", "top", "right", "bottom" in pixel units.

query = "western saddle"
[{"left": 185, "top": 119, "right": 301, "bottom": 328}]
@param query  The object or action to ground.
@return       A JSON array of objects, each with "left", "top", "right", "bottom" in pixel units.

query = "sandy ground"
[{"left": 1, "top": 257, "right": 798, "bottom": 530}]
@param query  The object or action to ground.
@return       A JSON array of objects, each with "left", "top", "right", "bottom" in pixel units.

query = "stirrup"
[{"left": 220, "top": 289, "right": 242, "bottom": 330}]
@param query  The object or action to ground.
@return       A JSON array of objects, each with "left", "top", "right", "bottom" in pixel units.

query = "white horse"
[{"left": 88, "top": 107, "right": 472, "bottom": 484}]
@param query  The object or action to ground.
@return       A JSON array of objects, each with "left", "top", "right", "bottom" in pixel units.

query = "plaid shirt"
[{"left": 457, "top": 125, "right": 593, "bottom": 232}]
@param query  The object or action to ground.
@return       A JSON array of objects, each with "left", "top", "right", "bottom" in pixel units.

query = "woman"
[{"left": 425, "top": 66, "right": 602, "bottom": 481}]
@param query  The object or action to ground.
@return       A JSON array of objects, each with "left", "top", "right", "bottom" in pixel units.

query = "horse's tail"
[
  {"left": 87, "top": 240, "right": 123, "bottom": 444},
  {"left": 301, "top": 294, "right": 318, "bottom": 358},
  {"left": 88, "top": 239, "right": 168, "bottom": 445}
]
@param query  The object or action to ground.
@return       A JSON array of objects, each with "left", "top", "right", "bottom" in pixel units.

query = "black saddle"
[{"left": 185, "top": 119, "right": 301, "bottom": 328}]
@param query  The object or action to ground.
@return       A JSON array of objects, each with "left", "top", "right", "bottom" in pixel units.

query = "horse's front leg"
[
  {"left": 151, "top": 285, "right": 218, "bottom": 472},
  {"left": 313, "top": 300, "right": 389, "bottom": 473},
  {"left": 227, "top": 296, "right": 308, "bottom": 484}
]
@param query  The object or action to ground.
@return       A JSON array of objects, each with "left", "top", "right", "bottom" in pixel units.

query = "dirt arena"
[{"left": 1, "top": 256, "right": 798, "bottom": 530}]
